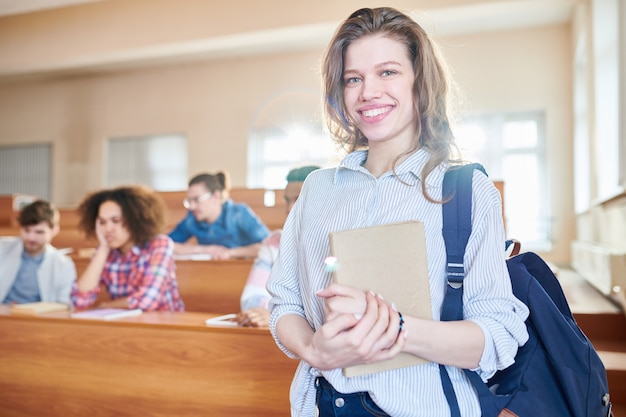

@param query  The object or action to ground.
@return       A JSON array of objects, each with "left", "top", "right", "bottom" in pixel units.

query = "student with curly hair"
[{"left": 71, "top": 185, "right": 184, "bottom": 311}]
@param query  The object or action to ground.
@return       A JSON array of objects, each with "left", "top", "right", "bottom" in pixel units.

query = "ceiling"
[
  {"left": 0, "top": 0, "right": 576, "bottom": 31},
  {"left": 0, "top": 0, "right": 101, "bottom": 16},
  {"left": 0, "top": 0, "right": 577, "bottom": 81}
]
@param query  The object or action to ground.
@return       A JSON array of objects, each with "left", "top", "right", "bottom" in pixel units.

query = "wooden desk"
[
  {"left": 175, "top": 258, "right": 253, "bottom": 313},
  {"left": 0, "top": 307, "right": 297, "bottom": 417},
  {"left": 72, "top": 257, "right": 254, "bottom": 314}
]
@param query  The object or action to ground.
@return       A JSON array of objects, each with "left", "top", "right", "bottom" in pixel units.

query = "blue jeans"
[{"left": 315, "top": 377, "right": 390, "bottom": 417}]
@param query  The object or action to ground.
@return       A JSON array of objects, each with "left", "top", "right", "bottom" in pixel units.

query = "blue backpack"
[{"left": 439, "top": 163, "right": 613, "bottom": 417}]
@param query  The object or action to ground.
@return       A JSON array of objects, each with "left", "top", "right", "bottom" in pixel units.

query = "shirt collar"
[
  {"left": 21, "top": 250, "right": 45, "bottom": 263},
  {"left": 111, "top": 243, "right": 142, "bottom": 258},
  {"left": 333, "top": 148, "right": 430, "bottom": 184}
]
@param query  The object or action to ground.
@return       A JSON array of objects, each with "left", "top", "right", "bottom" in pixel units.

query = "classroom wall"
[{"left": 0, "top": 50, "right": 324, "bottom": 204}]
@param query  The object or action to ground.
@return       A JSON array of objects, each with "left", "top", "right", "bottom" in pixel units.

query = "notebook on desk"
[{"left": 328, "top": 220, "right": 432, "bottom": 377}]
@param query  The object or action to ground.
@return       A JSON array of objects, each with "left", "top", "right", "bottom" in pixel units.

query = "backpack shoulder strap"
[
  {"left": 440, "top": 163, "right": 485, "bottom": 321},
  {"left": 440, "top": 163, "right": 506, "bottom": 417}
]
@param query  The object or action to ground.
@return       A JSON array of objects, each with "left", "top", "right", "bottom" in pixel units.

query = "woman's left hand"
[{"left": 304, "top": 290, "right": 406, "bottom": 370}]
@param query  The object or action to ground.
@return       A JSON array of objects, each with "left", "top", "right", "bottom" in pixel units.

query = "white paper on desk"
[
  {"left": 71, "top": 308, "right": 143, "bottom": 321},
  {"left": 205, "top": 313, "right": 238, "bottom": 327},
  {"left": 174, "top": 253, "right": 213, "bottom": 261}
]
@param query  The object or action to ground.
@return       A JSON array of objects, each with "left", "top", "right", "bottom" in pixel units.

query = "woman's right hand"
[{"left": 95, "top": 220, "right": 110, "bottom": 250}]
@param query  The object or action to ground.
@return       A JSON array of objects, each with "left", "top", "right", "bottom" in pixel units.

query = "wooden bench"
[
  {"left": 0, "top": 307, "right": 297, "bottom": 416},
  {"left": 72, "top": 257, "right": 254, "bottom": 314}
]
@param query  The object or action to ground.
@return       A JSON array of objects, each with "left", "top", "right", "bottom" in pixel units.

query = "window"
[
  {"left": 591, "top": 0, "right": 622, "bottom": 201},
  {"left": 0, "top": 143, "right": 51, "bottom": 200},
  {"left": 573, "top": 30, "right": 591, "bottom": 213},
  {"left": 247, "top": 91, "right": 341, "bottom": 189},
  {"left": 106, "top": 134, "right": 187, "bottom": 191},
  {"left": 247, "top": 124, "right": 339, "bottom": 189},
  {"left": 456, "top": 112, "right": 550, "bottom": 251}
]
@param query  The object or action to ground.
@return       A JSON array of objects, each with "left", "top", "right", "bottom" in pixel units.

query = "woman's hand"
[
  {"left": 316, "top": 283, "right": 367, "bottom": 322},
  {"left": 95, "top": 220, "right": 110, "bottom": 250},
  {"left": 303, "top": 291, "right": 405, "bottom": 370},
  {"left": 236, "top": 308, "right": 270, "bottom": 327}
]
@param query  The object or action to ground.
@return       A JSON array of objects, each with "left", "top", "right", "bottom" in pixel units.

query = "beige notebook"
[
  {"left": 328, "top": 220, "right": 432, "bottom": 377},
  {"left": 10, "top": 302, "right": 70, "bottom": 316}
]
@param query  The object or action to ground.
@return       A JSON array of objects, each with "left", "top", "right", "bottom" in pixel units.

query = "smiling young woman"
[{"left": 267, "top": 7, "right": 529, "bottom": 417}]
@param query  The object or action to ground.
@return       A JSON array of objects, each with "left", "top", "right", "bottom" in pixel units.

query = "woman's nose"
[{"left": 360, "top": 78, "right": 382, "bottom": 101}]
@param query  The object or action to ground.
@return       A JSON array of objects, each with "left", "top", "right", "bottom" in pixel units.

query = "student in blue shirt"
[{"left": 169, "top": 171, "right": 270, "bottom": 259}]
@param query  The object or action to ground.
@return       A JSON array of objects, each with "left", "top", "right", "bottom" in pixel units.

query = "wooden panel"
[
  {"left": 0, "top": 194, "right": 37, "bottom": 227},
  {"left": 0, "top": 309, "right": 297, "bottom": 417},
  {"left": 0, "top": 196, "right": 13, "bottom": 226},
  {"left": 0, "top": 226, "right": 18, "bottom": 237},
  {"left": 175, "top": 259, "right": 252, "bottom": 313},
  {"left": 158, "top": 190, "right": 186, "bottom": 209},
  {"left": 72, "top": 257, "right": 254, "bottom": 314},
  {"left": 57, "top": 208, "right": 82, "bottom": 228},
  {"left": 229, "top": 188, "right": 269, "bottom": 206},
  {"left": 52, "top": 228, "right": 96, "bottom": 250}
]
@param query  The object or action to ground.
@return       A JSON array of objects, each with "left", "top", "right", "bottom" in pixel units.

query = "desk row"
[{"left": 0, "top": 307, "right": 296, "bottom": 416}]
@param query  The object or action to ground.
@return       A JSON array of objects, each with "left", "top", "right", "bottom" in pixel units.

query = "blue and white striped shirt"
[{"left": 268, "top": 149, "right": 529, "bottom": 417}]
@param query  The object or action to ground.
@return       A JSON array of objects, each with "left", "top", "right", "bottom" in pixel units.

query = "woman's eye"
[
  {"left": 381, "top": 70, "right": 396, "bottom": 77},
  {"left": 345, "top": 77, "right": 361, "bottom": 84}
]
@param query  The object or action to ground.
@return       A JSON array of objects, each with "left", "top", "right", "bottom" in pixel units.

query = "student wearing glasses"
[{"left": 168, "top": 171, "right": 270, "bottom": 259}]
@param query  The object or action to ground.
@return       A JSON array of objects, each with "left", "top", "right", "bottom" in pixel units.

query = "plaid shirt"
[{"left": 71, "top": 235, "right": 184, "bottom": 311}]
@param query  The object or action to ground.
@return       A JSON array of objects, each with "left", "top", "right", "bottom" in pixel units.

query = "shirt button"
[{"left": 335, "top": 397, "right": 345, "bottom": 408}]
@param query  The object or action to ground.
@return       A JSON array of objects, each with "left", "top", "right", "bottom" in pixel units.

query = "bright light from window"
[
  {"left": 455, "top": 123, "right": 487, "bottom": 161},
  {"left": 457, "top": 112, "right": 549, "bottom": 251},
  {"left": 503, "top": 121, "right": 537, "bottom": 149},
  {"left": 248, "top": 90, "right": 341, "bottom": 189}
]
